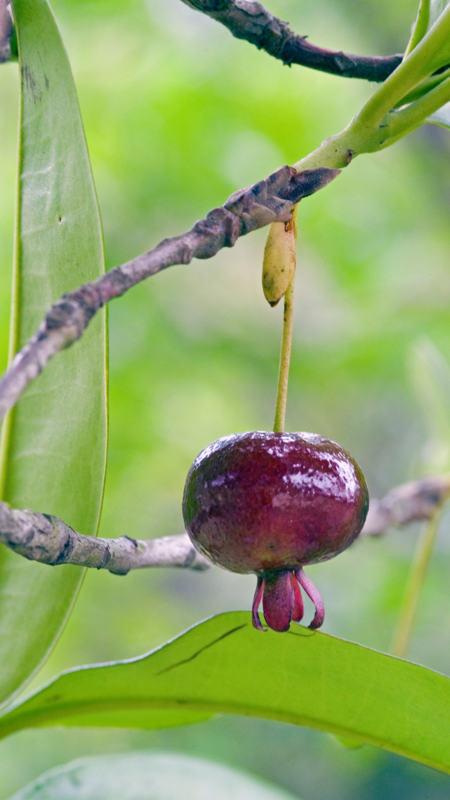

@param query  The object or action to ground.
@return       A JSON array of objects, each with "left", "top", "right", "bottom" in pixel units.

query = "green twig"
[
  {"left": 394, "top": 68, "right": 450, "bottom": 108},
  {"left": 357, "top": 4, "right": 450, "bottom": 128},
  {"left": 273, "top": 268, "right": 296, "bottom": 434},
  {"left": 291, "top": 67, "right": 450, "bottom": 174},
  {"left": 390, "top": 506, "right": 443, "bottom": 659},
  {"left": 387, "top": 75, "right": 450, "bottom": 139}
]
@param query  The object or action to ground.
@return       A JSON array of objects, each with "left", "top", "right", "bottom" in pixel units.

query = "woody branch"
[
  {"left": 0, "top": 166, "right": 339, "bottom": 426},
  {"left": 181, "top": 0, "right": 402, "bottom": 81},
  {"left": 0, "top": 0, "right": 403, "bottom": 80},
  {"left": 0, "top": 476, "right": 448, "bottom": 573}
]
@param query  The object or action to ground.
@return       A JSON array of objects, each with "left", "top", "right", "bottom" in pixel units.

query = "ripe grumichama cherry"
[{"left": 182, "top": 431, "right": 369, "bottom": 632}]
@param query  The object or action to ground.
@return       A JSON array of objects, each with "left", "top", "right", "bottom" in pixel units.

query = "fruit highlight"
[{"left": 183, "top": 431, "right": 369, "bottom": 632}]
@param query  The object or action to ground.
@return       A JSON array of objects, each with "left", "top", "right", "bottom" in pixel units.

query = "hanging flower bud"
[{"left": 262, "top": 214, "right": 297, "bottom": 307}]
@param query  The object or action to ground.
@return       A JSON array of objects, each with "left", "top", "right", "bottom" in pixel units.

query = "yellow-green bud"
[{"left": 262, "top": 216, "right": 297, "bottom": 307}]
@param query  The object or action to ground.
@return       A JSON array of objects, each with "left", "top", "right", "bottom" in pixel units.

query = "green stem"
[
  {"left": 293, "top": 117, "right": 395, "bottom": 173},
  {"left": 273, "top": 267, "right": 296, "bottom": 434},
  {"left": 291, "top": 69, "right": 450, "bottom": 175},
  {"left": 390, "top": 507, "right": 442, "bottom": 659},
  {"left": 394, "top": 67, "right": 450, "bottom": 108},
  {"left": 288, "top": 2, "right": 450, "bottom": 175},
  {"left": 388, "top": 75, "right": 450, "bottom": 138},
  {"left": 357, "top": 4, "right": 450, "bottom": 128},
  {"left": 291, "top": 95, "right": 431, "bottom": 174}
]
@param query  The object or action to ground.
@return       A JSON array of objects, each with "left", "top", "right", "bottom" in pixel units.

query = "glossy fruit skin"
[{"left": 183, "top": 431, "right": 369, "bottom": 575}]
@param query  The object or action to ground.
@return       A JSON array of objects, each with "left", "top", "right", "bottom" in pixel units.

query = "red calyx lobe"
[
  {"left": 262, "top": 571, "right": 295, "bottom": 632},
  {"left": 183, "top": 431, "right": 369, "bottom": 632}
]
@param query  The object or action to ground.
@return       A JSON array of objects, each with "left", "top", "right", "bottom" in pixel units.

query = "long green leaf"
[
  {"left": 6, "top": 752, "right": 299, "bottom": 800},
  {"left": 405, "top": 0, "right": 431, "bottom": 55},
  {"left": 409, "top": 0, "right": 450, "bottom": 50},
  {"left": 0, "top": 0, "right": 107, "bottom": 705},
  {"left": 405, "top": 0, "right": 450, "bottom": 127},
  {"left": 1, "top": 612, "right": 450, "bottom": 774}
]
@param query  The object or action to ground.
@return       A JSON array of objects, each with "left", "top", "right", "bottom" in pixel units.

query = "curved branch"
[
  {"left": 182, "top": 0, "right": 402, "bottom": 82},
  {"left": 0, "top": 477, "right": 448, "bottom": 573},
  {"left": 0, "top": 165, "right": 340, "bottom": 425},
  {"left": 0, "top": 501, "right": 210, "bottom": 573}
]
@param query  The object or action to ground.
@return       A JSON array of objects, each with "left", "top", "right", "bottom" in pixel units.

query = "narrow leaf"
[
  {"left": 6, "top": 752, "right": 299, "bottom": 800},
  {"left": 0, "top": 0, "right": 107, "bottom": 705},
  {"left": 1, "top": 612, "right": 450, "bottom": 775},
  {"left": 405, "top": 0, "right": 431, "bottom": 55},
  {"left": 420, "top": 0, "right": 450, "bottom": 68},
  {"left": 403, "top": 2, "right": 450, "bottom": 79},
  {"left": 403, "top": 0, "right": 450, "bottom": 124},
  {"left": 412, "top": 0, "right": 450, "bottom": 46}
]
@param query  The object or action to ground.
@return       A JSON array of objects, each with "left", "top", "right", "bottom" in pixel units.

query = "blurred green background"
[{"left": 2, "top": 0, "right": 450, "bottom": 797}]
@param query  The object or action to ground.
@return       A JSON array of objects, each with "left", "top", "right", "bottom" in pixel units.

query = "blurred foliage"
[
  {"left": 2, "top": 0, "right": 450, "bottom": 798},
  {"left": 6, "top": 753, "right": 299, "bottom": 800}
]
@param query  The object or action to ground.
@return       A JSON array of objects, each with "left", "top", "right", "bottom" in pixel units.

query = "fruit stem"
[
  {"left": 273, "top": 210, "right": 297, "bottom": 433},
  {"left": 390, "top": 506, "right": 443, "bottom": 659}
]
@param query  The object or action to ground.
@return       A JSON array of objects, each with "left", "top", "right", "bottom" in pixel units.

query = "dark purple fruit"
[{"left": 183, "top": 431, "right": 369, "bottom": 632}]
